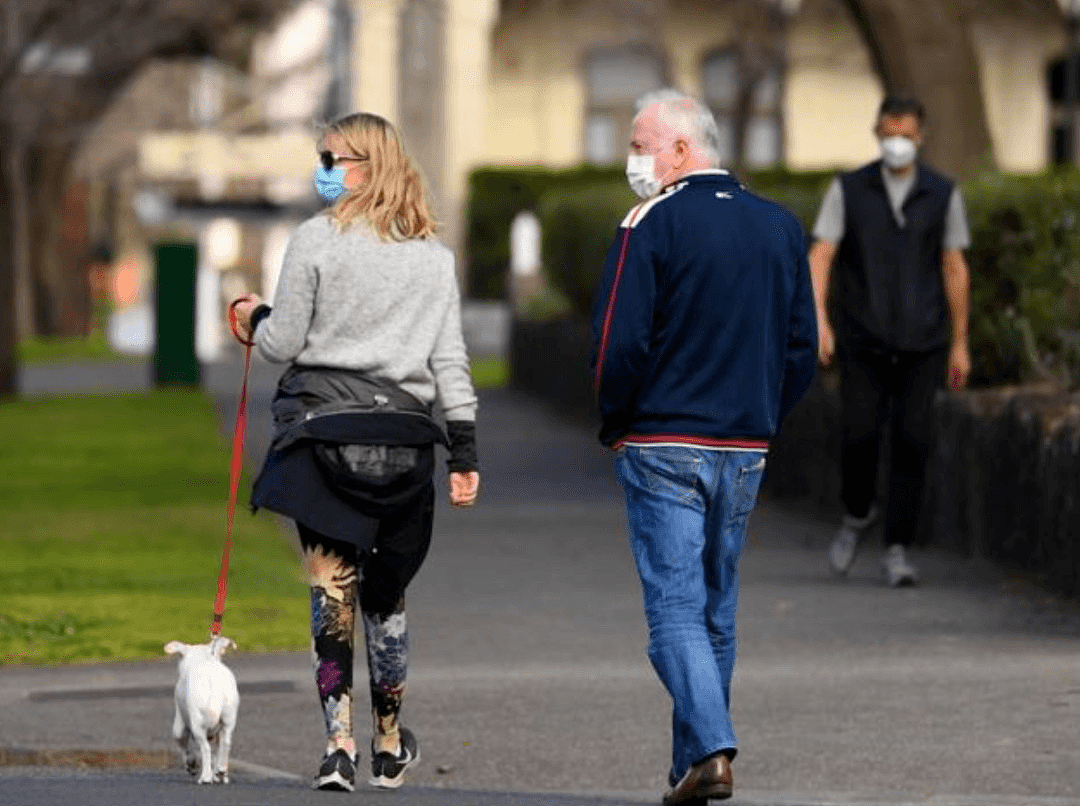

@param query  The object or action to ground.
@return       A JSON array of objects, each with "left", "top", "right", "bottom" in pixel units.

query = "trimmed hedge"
[
  {"left": 484, "top": 165, "right": 1080, "bottom": 389},
  {"left": 539, "top": 180, "right": 637, "bottom": 317},
  {"left": 962, "top": 170, "right": 1080, "bottom": 388},
  {"left": 465, "top": 166, "right": 625, "bottom": 300},
  {"left": 464, "top": 165, "right": 832, "bottom": 301}
]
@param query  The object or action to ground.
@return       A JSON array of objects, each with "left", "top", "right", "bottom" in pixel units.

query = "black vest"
[{"left": 836, "top": 160, "right": 953, "bottom": 351}]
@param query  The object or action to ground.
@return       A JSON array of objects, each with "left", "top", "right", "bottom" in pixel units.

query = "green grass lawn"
[
  {"left": 0, "top": 390, "right": 310, "bottom": 665},
  {"left": 470, "top": 355, "right": 508, "bottom": 389},
  {"left": 16, "top": 334, "right": 128, "bottom": 364},
  {"left": 17, "top": 336, "right": 509, "bottom": 390}
]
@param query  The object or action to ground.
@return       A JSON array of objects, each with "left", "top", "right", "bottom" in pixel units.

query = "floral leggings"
[{"left": 297, "top": 484, "right": 433, "bottom": 751}]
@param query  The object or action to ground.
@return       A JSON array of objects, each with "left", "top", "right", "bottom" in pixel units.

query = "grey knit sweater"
[{"left": 253, "top": 213, "right": 477, "bottom": 422}]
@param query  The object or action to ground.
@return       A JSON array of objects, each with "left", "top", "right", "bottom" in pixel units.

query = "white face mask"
[
  {"left": 880, "top": 135, "right": 918, "bottom": 169},
  {"left": 626, "top": 153, "right": 661, "bottom": 199}
]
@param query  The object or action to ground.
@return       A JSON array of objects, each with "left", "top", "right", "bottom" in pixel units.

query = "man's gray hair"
[{"left": 634, "top": 89, "right": 723, "bottom": 168}]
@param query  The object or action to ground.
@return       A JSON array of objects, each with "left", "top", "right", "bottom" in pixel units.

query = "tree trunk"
[
  {"left": 0, "top": 128, "right": 17, "bottom": 399},
  {"left": 10, "top": 139, "right": 33, "bottom": 342},
  {"left": 729, "top": 1, "right": 785, "bottom": 175},
  {"left": 24, "top": 142, "right": 84, "bottom": 337},
  {"left": 841, "top": 0, "right": 995, "bottom": 179}
]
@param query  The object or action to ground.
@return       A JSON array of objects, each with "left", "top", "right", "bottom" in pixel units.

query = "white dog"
[{"left": 164, "top": 636, "right": 239, "bottom": 784}]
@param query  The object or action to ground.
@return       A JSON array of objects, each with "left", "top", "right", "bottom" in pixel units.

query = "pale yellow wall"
[
  {"left": 481, "top": 2, "right": 1061, "bottom": 175},
  {"left": 352, "top": 0, "right": 403, "bottom": 122},
  {"left": 138, "top": 132, "right": 316, "bottom": 181},
  {"left": 484, "top": 0, "right": 884, "bottom": 170},
  {"left": 486, "top": 7, "right": 589, "bottom": 167},
  {"left": 350, "top": 0, "right": 500, "bottom": 257},
  {"left": 971, "top": 21, "right": 1059, "bottom": 173},
  {"left": 786, "top": 14, "right": 1062, "bottom": 173},
  {"left": 664, "top": 9, "right": 734, "bottom": 96},
  {"left": 443, "top": 0, "right": 500, "bottom": 250},
  {"left": 784, "top": 12, "right": 882, "bottom": 170},
  {"left": 486, "top": 0, "right": 752, "bottom": 168}
]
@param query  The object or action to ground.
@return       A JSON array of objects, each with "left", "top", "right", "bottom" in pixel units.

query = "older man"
[{"left": 591, "top": 89, "right": 817, "bottom": 804}]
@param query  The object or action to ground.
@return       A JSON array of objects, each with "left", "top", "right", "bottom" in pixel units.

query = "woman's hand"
[
  {"left": 229, "top": 293, "right": 264, "bottom": 342},
  {"left": 449, "top": 471, "right": 480, "bottom": 507}
]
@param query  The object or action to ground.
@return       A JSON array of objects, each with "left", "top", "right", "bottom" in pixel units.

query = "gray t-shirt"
[{"left": 812, "top": 166, "right": 971, "bottom": 250}]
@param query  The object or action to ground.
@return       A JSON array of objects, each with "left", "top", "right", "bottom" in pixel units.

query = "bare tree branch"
[{"left": 0, "top": 2, "right": 65, "bottom": 85}]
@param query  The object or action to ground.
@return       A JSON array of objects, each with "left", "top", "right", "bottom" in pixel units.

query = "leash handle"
[
  {"left": 227, "top": 298, "right": 256, "bottom": 347},
  {"left": 213, "top": 300, "right": 256, "bottom": 636}
]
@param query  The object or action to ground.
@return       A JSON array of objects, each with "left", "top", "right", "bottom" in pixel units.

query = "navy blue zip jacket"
[{"left": 591, "top": 170, "right": 818, "bottom": 449}]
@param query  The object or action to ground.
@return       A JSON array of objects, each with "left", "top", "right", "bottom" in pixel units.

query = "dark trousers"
[{"left": 839, "top": 342, "right": 947, "bottom": 547}]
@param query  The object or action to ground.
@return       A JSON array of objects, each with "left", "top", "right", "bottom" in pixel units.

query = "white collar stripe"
[{"left": 620, "top": 182, "right": 688, "bottom": 229}]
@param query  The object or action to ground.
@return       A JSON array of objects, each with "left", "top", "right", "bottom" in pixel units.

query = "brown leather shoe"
[{"left": 662, "top": 753, "right": 733, "bottom": 804}]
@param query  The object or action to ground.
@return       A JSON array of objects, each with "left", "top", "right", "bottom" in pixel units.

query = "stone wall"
[
  {"left": 928, "top": 386, "right": 1080, "bottom": 596},
  {"left": 510, "top": 316, "right": 1080, "bottom": 598}
]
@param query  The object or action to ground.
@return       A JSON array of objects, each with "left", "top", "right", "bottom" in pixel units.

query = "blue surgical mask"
[{"left": 313, "top": 165, "right": 347, "bottom": 205}]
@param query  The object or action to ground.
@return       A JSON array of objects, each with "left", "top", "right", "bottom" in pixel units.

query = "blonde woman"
[{"left": 232, "top": 112, "right": 479, "bottom": 792}]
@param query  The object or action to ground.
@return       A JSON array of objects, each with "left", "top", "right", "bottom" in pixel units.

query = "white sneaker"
[
  {"left": 882, "top": 544, "right": 918, "bottom": 587},
  {"left": 828, "top": 505, "right": 880, "bottom": 577}
]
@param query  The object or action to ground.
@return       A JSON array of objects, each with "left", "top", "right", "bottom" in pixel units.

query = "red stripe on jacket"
[{"left": 594, "top": 207, "right": 644, "bottom": 396}]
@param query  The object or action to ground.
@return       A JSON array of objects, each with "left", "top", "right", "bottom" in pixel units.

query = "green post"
[{"left": 153, "top": 242, "right": 201, "bottom": 387}]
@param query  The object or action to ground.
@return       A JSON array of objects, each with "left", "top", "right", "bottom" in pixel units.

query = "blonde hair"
[{"left": 321, "top": 113, "right": 438, "bottom": 241}]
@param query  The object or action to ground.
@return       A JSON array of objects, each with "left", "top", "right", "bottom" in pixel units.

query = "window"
[
  {"left": 1048, "top": 53, "right": 1080, "bottom": 164},
  {"left": 702, "top": 48, "right": 783, "bottom": 167},
  {"left": 583, "top": 48, "right": 666, "bottom": 164}
]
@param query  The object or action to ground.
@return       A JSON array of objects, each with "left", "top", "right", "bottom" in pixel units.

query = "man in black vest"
[{"left": 809, "top": 94, "right": 971, "bottom": 587}]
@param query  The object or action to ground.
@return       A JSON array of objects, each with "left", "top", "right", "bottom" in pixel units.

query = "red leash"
[{"left": 212, "top": 300, "right": 256, "bottom": 637}]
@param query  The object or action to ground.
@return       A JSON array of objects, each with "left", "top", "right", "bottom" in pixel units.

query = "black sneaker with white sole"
[
  {"left": 369, "top": 726, "right": 419, "bottom": 789},
  {"left": 313, "top": 748, "right": 356, "bottom": 791}
]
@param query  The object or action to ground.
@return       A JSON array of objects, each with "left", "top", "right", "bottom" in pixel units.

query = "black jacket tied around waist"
[
  {"left": 250, "top": 365, "right": 446, "bottom": 549},
  {"left": 267, "top": 364, "right": 447, "bottom": 453}
]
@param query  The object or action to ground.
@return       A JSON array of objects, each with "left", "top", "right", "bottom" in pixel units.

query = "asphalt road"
[{"left": 6, "top": 355, "right": 1080, "bottom": 806}]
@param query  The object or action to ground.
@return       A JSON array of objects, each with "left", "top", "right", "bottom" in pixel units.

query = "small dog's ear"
[
  {"left": 210, "top": 636, "right": 236, "bottom": 657},
  {"left": 164, "top": 640, "right": 188, "bottom": 656}
]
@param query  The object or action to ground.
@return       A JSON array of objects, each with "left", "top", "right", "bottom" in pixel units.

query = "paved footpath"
[{"left": 5, "top": 356, "right": 1080, "bottom": 806}]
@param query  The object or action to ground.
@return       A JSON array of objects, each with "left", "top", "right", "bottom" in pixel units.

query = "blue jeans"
[{"left": 615, "top": 445, "right": 766, "bottom": 783}]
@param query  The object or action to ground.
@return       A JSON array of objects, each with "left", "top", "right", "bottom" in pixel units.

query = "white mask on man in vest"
[{"left": 880, "top": 136, "right": 918, "bottom": 169}]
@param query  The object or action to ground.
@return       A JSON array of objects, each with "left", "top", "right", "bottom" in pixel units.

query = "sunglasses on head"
[{"left": 319, "top": 150, "right": 367, "bottom": 171}]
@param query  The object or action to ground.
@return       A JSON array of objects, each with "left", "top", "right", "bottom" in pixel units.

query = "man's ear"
[{"left": 673, "top": 138, "right": 691, "bottom": 167}]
